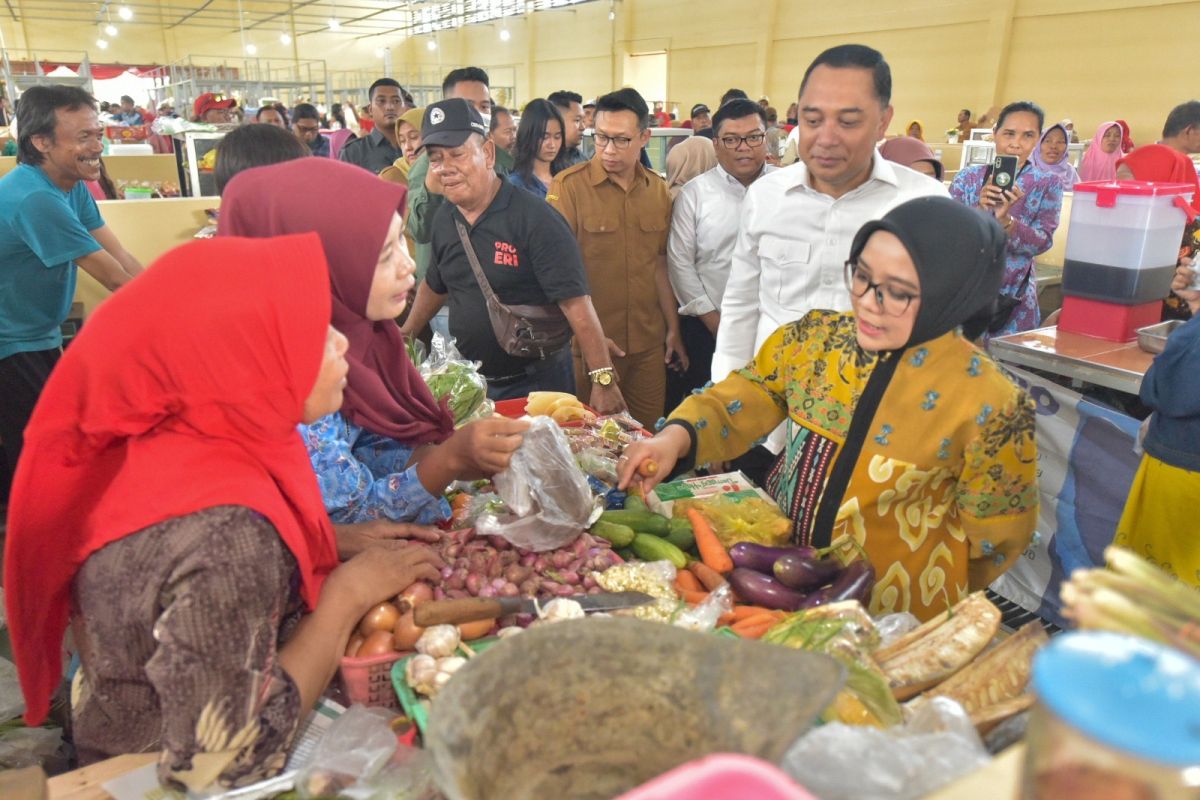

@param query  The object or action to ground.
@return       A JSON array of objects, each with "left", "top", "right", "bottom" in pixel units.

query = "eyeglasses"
[
  {"left": 594, "top": 132, "right": 635, "bottom": 150},
  {"left": 719, "top": 133, "right": 766, "bottom": 149},
  {"left": 844, "top": 260, "right": 918, "bottom": 316}
]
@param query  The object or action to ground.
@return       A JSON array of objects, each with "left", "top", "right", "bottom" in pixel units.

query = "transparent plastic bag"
[
  {"left": 781, "top": 697, "right": 989, "bottom": 800},
  {"left": 297, "top": 705, "right": 398, "bottom": 799},
  {"left": 594, "top": 560, "right": 679, "bottom": 623},
  {"left": 674, "top": 583, "right": 734, "bottom": 632},
  {"left": 875, "top": 612, "right": 921, "bottom": 649},
  {"left": 0, "top": 725, "right": 63, "bottom": 770},
  {"left": 576, "top": 448, "right": 618, "bottom": 485},
  {"left": 0, "top": 657, "right": 25, "bottom": 724},
  {"left": 419, "top": 334, "right": 493, "bottom": 427},
  {"left": 338, "top": 743, "right": 438, "bottom": 800},
  {"left": 476, "top": 416, "right": 601, "bottom": 551}
]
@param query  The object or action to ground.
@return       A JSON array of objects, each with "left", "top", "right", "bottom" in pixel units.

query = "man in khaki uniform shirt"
[{"left": 549, "top": 88, "right": 686, "bottom": 428}]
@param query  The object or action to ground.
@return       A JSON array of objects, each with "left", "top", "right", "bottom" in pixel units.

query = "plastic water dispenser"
[{"left": 1062, "top": 180, "right": 1195, "bottom": 304}]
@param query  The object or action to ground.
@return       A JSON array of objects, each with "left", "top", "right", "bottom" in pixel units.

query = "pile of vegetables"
[
  {"left": 343, "top": 582, "right": 494, "bottom": 660},
  {"left": 424, "top": 361, "right": 488, "bottom": 425},
  {"left": 724, "top": 537, "right": 876, "bottom": 614},
  {"left": 433, "top": 528, "right": 622, "bottom": 608},
  {"left": 588, "top": 495, "right": 697, "bottom": 567},
  {"left": 1061, "top": 545, "right": 1200, "bottom": 660}
]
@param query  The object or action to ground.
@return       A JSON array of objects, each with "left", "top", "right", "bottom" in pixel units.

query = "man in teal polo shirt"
[{"left": 0, "top": 84, "right": 143, "bottom": 500}]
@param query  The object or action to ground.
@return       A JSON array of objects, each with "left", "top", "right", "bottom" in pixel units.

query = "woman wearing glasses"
[{"left": 619, "top": 197, "right": 1038, "bottom": 622}]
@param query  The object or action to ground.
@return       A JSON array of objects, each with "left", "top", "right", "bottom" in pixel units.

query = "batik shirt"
[
  {"left": 670, "top": 311, "right": 1039, "bottom": 621},
  {"left": 949, "top": 163, "right": 1063, "bottom": 337},
  {"left": 300, "top": 411, "right": 450, "bottom": 524}
]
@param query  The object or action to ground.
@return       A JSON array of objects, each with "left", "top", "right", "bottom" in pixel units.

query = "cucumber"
[
  {"left": 622, "top": 494, "right": 648, "bottom": 513},
  {"left": 632, "top": 533, "right": 689, "bottom": 569},
  {"left": 590, "top": 520, "right": 636, "bottom": 548},
  {"left": 664, "top": 525, "right": 695, "bottom": 553},
  {"left": 599, "top": 510, "right": 669, "bottom": 536}
]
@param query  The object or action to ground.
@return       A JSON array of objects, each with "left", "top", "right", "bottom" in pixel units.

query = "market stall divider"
[
  {"left": 0, "top": 154, "right": 179, "bottom": 185},
  {"left": 989, "top": 366, "right": 1141, "bottom": 628}
]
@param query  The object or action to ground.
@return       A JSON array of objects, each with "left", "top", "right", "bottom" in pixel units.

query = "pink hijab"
[
  {"left": 1077, "top": 121, "right": 1124, "bottom": 182},
  {"left": 219, "top": 158, "right": 454, "bottom": 446}
]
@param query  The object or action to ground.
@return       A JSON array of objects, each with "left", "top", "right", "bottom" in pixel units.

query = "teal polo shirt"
[{"left": 0, "top": 163, "right": 104, "bottom": 359}]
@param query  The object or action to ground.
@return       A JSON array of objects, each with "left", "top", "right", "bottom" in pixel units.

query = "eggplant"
[
  {"left": 799, "top": 560, "right": 877, "bottom": 609},
  {"left": 773, "top": 554, "right": 841, "bottom": 591},
  {"left": 728, "top": 542, "right": 817, "bottom": 575},
  {"left": 727, "top": 567, "right": 808, "bottom": 611}
]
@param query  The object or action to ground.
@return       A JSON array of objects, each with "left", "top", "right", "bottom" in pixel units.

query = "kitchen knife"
[{"left": 413, "top": 591, "right": 655, "bottom": 627}]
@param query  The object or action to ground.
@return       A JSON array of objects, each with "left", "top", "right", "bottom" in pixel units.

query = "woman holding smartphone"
[{"left": 950, "top": 101, "right": 1064, "bottom": 337}]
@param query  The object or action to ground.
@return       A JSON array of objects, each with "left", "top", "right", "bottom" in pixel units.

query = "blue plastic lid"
[{"left": 1032, "top": 631, "right": 1200, "bottom": 766}]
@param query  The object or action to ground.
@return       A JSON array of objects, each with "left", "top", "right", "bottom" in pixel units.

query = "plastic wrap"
[
  {"left": 594, "top": 560, "right": 679, "bottom": 622},
  {"left": 419, "top": 334, "right": 493, "bottom": 427},
  {"left": 781, "top": 697, "right": 989, "bottom": 800},
  {"left": 674, "top": 583, "right": 734, "bottom": 632},
  {"left": 874, "top": 612, "right": 921, "bottom": 649},
  {"left": 575, "top": 448, "right": 618, "bottom": 485},
  {"left": 297, "top": 705, "right": 398, "bottom": 799},
  {"left": 0, "top": 725, "right": 63, "bottom": 770},
  {"left": 476, "top": 416, "right": 601, "bottom": 551}
]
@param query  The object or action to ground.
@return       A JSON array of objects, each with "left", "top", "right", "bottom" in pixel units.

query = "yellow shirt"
[
  {"left": 671, "top": 311, "right": 1039, "bottom": 621},
  {"left": 548, "top": 157, "right": 671, "bottom": 354}
]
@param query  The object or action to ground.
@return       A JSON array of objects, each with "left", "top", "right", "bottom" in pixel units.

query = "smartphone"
[{"left": 991, "top": 155, "right": 1019, "bottom": 197}]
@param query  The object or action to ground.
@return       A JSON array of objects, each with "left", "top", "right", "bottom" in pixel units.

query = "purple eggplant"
[
  {"left": 728, "top": 542, "right": 817, "bottom": 575},
  {"left": 773, "top": 554, "right": 842, "bottom": 592},
  {"left": 727, "top": 567, "right": 809, "bottom": 611},
  {"left": 799, "top": 560, "right": 877, "bottom": 609}
]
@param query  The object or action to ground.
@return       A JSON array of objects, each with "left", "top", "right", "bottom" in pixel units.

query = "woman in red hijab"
[
  {"left": 220, "top": 159, "right": 529, "bottom": 532},
  {"left": 3, "top": 235, "right": 442, "bottom": 791}
]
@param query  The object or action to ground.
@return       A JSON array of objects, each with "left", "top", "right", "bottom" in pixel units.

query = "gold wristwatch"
[{"left": 588, "top": 367, "right": 616, "bottom": 387}]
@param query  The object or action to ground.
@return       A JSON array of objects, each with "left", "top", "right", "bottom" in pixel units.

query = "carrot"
[
  {"left": 733, "top": 612, "right": 781, "bottom": 629},
  {"left": 687, "top": 561, "right": 727, "bottom": 592},
  {"left": 686, "top": 507, "right": 733, "bottom": 573},
  {"left": 674, "top": 570, "right": 704, "bottom": 593},
  {"left": 717, "top": 611, "right": 738, "bottom": 627},
  {"left": 637, "top": 459, "right": 659, "bottom": 478},
  {"left": 730, "top": 605, "right": 782, "bottom": 622},
  {"left": 731, "top": 620, "right": 776, "bottom": 639},
  {"left": 678, "top": 588, "right": 709, "bottom": 605}
]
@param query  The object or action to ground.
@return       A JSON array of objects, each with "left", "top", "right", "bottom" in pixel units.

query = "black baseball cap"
[
  {"left": 690, "top": 103, "right": 711, "bottom": 118},
  {"left": 421, "top": 99, "right": 488, "bottom": 148}
]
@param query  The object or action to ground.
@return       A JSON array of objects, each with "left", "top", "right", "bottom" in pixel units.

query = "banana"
[
  {"left": 872, "top": 591, "right": 1001, "bottom": 701},
  {"left": 526, "top": 391, "right": 577, "bottom": 416}
]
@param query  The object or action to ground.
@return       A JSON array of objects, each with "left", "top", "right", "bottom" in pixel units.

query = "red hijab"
[
  {"left": 1118, "top": 144, "right": 1200, "bottom": 216},
  {"left": 3, "top": 234, "right": 341, "bottom": 725},
  {"left": 219, "top": 158, "right": 453, "bottom": 445}
]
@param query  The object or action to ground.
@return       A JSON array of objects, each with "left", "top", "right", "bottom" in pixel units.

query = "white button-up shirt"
[
  {"left": 667, "top": 163, "right": 777, "bottom": 317},
  {"left": 711, "top": 155, "right": 948, "bottom": 451}
]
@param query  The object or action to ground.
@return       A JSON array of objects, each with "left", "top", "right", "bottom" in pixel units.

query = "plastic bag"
[
  {"left": 673, "top": 494, "right": 791, "bottom": 548},
  {"left": 875, "top": 611, "right": 921, "bottom": 649},
  {"left": 338, "top": 743, "right": 438, "bottom": 800},
  {"left": 781, "top": 697, "right": 989, "bottom": 800},
  {"left": 297, "top": 705, "right": 398, "bottom": 799},
  {"left": 674, "top": 583, "right": 734, "bottom": 632},
  {"left": 419, "top": 334, "right": 493, "bottom": 427},
  {"left": 0, "top": 657, "right": 25, "bottom": 724},
  {"left": 576, "top": 448, "right": 618, "bottom": 485},
  {"left": 594, "top": 560, "right": 679, "bottom": 623},
  {"left": 0, "top": 725, "right": 64, "bottom": 770},
  {"left": 476, "top": 416, "right": 600, "bottom": 551}
]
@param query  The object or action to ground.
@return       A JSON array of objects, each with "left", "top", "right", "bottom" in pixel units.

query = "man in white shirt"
[
  {"left": 666, "top": 98, "right": 776, "bottom": 409},
  {"left": 712, "top": 43, "right": 946, "bottom": 479}
]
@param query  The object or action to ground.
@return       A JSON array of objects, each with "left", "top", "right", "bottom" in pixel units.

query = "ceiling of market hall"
[{"left": 1, "top": 1, "right": 595, "bottom": 39}]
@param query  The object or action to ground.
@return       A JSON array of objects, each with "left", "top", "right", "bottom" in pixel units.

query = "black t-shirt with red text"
[{"left": 426, "top": 179, "right": 590, "bottom": 378}]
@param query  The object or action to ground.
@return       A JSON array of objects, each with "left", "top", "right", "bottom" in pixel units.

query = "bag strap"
[{"left": 454, "top": 218, "right": 501, "bottom": 307}]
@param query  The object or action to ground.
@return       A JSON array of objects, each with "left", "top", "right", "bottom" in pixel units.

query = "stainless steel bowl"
[{"left": 1136, "top": 319, "right": 1186, "bottom": 354}]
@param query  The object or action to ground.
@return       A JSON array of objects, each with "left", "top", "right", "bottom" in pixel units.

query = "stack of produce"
[
  {"left": 343, "top": 581, "right": 495, "bottom": 659},
  {"left": 525, "top": 391, "right": 597, "bottom": 425},
  {"left": 1061, "top": 545, "right": 1200, "bottom": 660}
]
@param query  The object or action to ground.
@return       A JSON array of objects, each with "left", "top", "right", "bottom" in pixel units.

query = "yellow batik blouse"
[{"left": 670, "top": 311, "right": 1038, "bottom": 621}]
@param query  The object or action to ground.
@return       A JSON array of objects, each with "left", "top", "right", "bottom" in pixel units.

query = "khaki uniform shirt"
[{"left": 549, "top": 157, "right": 671, "bottom": 354}]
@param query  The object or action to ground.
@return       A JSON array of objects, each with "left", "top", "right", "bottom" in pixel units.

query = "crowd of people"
[{"left": 1, "top": 39, "right": 1200, "bottom": 792}]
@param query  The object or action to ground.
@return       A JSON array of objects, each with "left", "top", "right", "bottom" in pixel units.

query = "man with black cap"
[
  {"left": 690, "top": 104, "right": 714, "bottom": 139},
  {"left": 399, "top": 99, "right": 624, "bottom": 414}
]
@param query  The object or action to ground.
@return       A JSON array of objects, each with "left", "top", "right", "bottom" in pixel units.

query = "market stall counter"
[{"left": 988, "top": 325, "right": 1153, "bottom": 395}]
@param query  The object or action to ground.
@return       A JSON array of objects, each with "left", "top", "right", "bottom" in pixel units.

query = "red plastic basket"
[
  {"left": 494, "top": 398, "right": 529, "bottom": 418},
  {"left": 338, "top": 650, "right": 411, "bottom": 710}
]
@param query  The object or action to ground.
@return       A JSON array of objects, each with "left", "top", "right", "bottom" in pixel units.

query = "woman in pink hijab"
[{"left": 1077, "top": 121, "right": 1124, "bottom": 182}]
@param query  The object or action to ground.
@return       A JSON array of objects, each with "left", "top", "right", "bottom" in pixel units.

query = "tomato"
[
  {"left": 358, "top": 602, "right": 401, "bottom": 637},
  {"left": 358, "top": 629, "right": 397, "bottom": 658}
]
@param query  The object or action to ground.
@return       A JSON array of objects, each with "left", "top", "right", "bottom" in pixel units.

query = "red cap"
[{"left": 194, "top": 92, "right": 237, "bottom": 118}]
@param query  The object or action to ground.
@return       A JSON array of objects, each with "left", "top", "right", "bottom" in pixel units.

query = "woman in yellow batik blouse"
[{"left": 619, "top": 196, "right": 1038, "bottom": 621}]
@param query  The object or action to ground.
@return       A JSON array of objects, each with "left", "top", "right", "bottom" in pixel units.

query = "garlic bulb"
[
  {"left": 405, "top": 654, "right": 438, "bottom": 696},
  {"left": 539, "top": 598, "right": 585, "bottom": 623},
  {"left": 416, "top": 624, "right": 461, "bottom": 658}
]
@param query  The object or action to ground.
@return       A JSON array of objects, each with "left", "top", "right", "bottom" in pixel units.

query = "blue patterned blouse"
[{"left": 298, "top": 412, "right": 450, "bottom": 524}]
